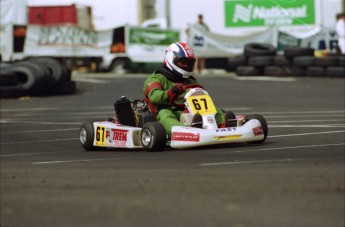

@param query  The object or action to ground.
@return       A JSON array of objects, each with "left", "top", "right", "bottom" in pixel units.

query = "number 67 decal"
[
  {"left": 192, "top": 98, "right": 208, "bottom": 110},
  {"left": 188, "top": 95, "right": 217, "bottom": 115}
]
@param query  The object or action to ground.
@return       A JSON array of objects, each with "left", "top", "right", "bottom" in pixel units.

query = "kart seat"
[{"left": 114, "top": 96, "right": 136, "bottom": 127}]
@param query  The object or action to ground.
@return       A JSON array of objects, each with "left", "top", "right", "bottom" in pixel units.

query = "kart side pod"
[{"left": 170, "top": 119, "right": 265, "bottom": 149}]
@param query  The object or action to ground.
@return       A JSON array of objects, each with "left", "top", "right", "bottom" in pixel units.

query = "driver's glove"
[{"left": 167, "top": 83, "right": 186, "bottom": 98}]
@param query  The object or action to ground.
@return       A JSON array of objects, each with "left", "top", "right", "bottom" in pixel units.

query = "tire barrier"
[
  {"left": 244, "top": 43, "right": 277, "bottom": 57},
  {"left": 306, "top": 66, "right": 326, "bottom": 77},
  {"left": 228, "top": 43, "right": 345, "bottom": 78},
  {"left": 283, "top": 47, "right": 315, "bottom": 58},
  {"left": 227, "top": 55, "right": 247, "bottom": 71},
  {"left": 248, "top": 56, "right": 274, "bottom": 67},
  {"left": 236, "top": 66, "right": 262, "bottom": 76},
  {"left": 0, "top": 58, "right": 76, "bottom": 98},
  {"left": 273, "top": 55, "right": 291, "bottom": 66},
  {"left": 292, "top": 56, "right": 316, "bottom": 67},
  {"left": 326, "top": 67, "right": 345, "bottom": 77}
]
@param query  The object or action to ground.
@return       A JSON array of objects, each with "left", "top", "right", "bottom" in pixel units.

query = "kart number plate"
[
  {"left": 95, "top": 126, "right": 106, "bottom": 146},
  {"left": 187, "top": 95, "right": 217, "bottom": 116}
]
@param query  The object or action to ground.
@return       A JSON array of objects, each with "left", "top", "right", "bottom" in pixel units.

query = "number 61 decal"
[{"left": 95, "top": 126, "right": 106, "bottom": 146}]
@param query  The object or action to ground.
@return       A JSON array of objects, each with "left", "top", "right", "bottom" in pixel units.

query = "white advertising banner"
[
  {"left": 126, "top": 26, "right": 180, "bottom": 62},
  {"left": 187, "top": 25, "right": 275, "bottom": 57},
  {"left": 24, "top": 25, "right": 112, "bottom": 56}
]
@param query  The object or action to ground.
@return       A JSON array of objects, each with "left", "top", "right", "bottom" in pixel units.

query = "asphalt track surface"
[{"left": 1, "top": 72, "right": 344, "bottom": 227}]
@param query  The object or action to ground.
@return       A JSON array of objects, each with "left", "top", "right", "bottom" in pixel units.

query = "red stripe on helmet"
[{"left": 176, "top": 42, "right": 195, "bottom": 58}]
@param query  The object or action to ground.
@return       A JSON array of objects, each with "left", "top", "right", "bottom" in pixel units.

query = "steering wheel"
[{"left": 169, "top": 84, "right": 205, "bottom": 109}]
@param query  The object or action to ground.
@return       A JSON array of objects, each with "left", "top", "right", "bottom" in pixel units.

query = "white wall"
[
  {"left": 317, "top": 0, "right": 343, "bottom": 29},
  {"left": 0, "top": 0, "right": 28, "bottom": 25},
  {"left": 170, "top": 0, "right": 225, "bottom": 33}
]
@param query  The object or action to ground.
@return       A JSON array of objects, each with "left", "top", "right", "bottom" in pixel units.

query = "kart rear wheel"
[
  {"left": 141, "top": 122, "right": 167, "bottom": 152},
  {"left": 243, "top": 114, "right": 268, "bottom": 144},
  {"left": 80, "top": 120, "right": 97, "bottom": 151}
]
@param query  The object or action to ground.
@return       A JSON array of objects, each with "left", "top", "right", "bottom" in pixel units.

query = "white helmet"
[{"left": 164, "top": 42, "right": 196, "bottom": 78}]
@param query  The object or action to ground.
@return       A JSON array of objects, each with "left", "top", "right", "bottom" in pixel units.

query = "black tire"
[
  {"left": 0, "top": 72, "right": 18, "bottom": 86},
  {"left": 224, "top": 111, "right": 237, "bottom": 127},
  {"left": 227, "top": 55, "right": 247, "bottom": 71},
  {"left": 80, "top": 120, "right": 97, "bottom": 151},
  {"left": 284, "top": 47, "right": 314, "bottom": 58},
  {"left": 273, "top": 55, "right": 291, "bottom": 66},
  {"left": 339, "top": 56, "right": 345, "bottom": 67},
  {"left": 13, "top": 61, "right": 52, "bottom": 92},
  {"left": 326, "top": 67, "right": 345, "bottom": 77},
  {"left": 264, "top": 66, "right": 287, "bottom": 76},
  {"left": 314, "top": 56, "right": 340, "bottom": 67},
  {"left": 281, "top": 66, "right": 306, "bottom": 76},
  {"left": 243, "top": 114, "right": 268, "bottom": 144},
  {"left": 205, "top": 58, "right": 229, "bottom": 70},
  {"left": 292, "top": 56, "right": 315, "bottom": 67},
  {"left": 0, "top": 63, "right": 12, "bottom": 69},
  {"left": 61, "top": 66, "right": 72, "bottom": 82},
  {"left": 1, "top": 65, "right": 42, "bottom": 95},
  {"left": 110, "top": 58, "right": 130, "bottom": 74},
  {"left": 236, "top": 66, "right": 262, "bottom": 76},
  {"left": 306, "top": 66, "right": 325, "bottom": 77},
  {"left": 29, "top": 57, "right": 66, "bottom": 84},
  {"left": 248, "top": 56, "right": 273, "bottom": 67},
  {"left": 244, "top": 43, "right": 277, "bottom": 57},
  {"left": 0, "top": 86, "right": 23, "bottom": 98},
  {"left": 138, "top": 112, "right": 156, "bottom": 128},
  {"left": 141, "top": 122, "right": 167, "bottom": 152},
  {"left": 54, "top": 81, "right": 77, "bottom": 95}
]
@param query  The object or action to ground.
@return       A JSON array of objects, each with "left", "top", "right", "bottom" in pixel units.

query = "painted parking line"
[
  {"left": 232, "top": 75, "right": 296, "bottom": 82},
  {"left": 265, "top": 114, "right": 345, "bottom": 118},
  {"left": 269, "top": 124, "right": 345, "bottom": 128},
  {"left": 1, "top": 138, "right": 79, "bottom": 145},
  {"left": 269, "top": 119, "right": 344, "bottom": 123},
  {"left": 0, "top": 106, "right": 110, "bottom": 112},
  {"left": 201, "top": 158, "right": 297, "bottom": 166},
  {"left": 201, "top": 143, "right": 345, "bottom": 166},
  {"left": 1, "top": 128, "right": 79, "bottom": 134},
  {"left": 72, "top": 77, "right": 107, "bottom": 84},
  {"left": 268, "top": 130, "right": 345, "bottom": 138},
  {"left": 245, "top": 110, "right": 345, "bottom": 115},
  {"left": 0, "top": 150, "right": 82, "bottom": 157},
  {"left": 0, "top": 120, "right": 81, "bottom": 125},
  {"left": 241, "top": 143, "right": 345, "bottom": 152},
  {"left": 33, "top": 157, "right": 125, "bottom": 165}
]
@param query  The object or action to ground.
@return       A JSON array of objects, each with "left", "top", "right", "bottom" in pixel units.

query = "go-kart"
[{"left": 79, "top": 84, "right": 268, "bottom": 151}]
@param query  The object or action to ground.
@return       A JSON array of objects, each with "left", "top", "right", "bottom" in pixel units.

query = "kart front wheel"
[
  {"left": 141, "top": 122, "right": 167, "bottom": 152},
  {"left": 243, "top": 114, "right": 268, "bottom": 144},
  {"left": 80, "top": 120, "right": 97, "bottom": 151}
]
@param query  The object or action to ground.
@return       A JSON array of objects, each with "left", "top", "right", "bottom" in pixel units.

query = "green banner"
[
  {"left": 224, "top": 0, "right": 315, "bottom": 27},
  {"left": 129, "top": 27, "right": 180, "bottom": 45}
]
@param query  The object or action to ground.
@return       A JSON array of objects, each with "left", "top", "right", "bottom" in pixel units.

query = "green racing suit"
[{"left": 143, "top": 65, "right": 224, "bottom": 135}]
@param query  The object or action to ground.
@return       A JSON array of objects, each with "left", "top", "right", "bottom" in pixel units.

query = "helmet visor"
[{"left": 173, "top": 57, "right": 196, "bottom": 72}]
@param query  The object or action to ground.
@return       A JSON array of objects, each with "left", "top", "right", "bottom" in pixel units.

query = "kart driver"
[{"left": 143, "top": 42, "right": 232, "bottom": 135}]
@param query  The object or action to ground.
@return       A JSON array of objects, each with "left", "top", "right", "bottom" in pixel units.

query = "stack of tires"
[
  {"left": 228, "top": 43, "right": 345, "bottom": 78},
  {"left": 0, "top": 58, "right": 76, "bottom": 98}
]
